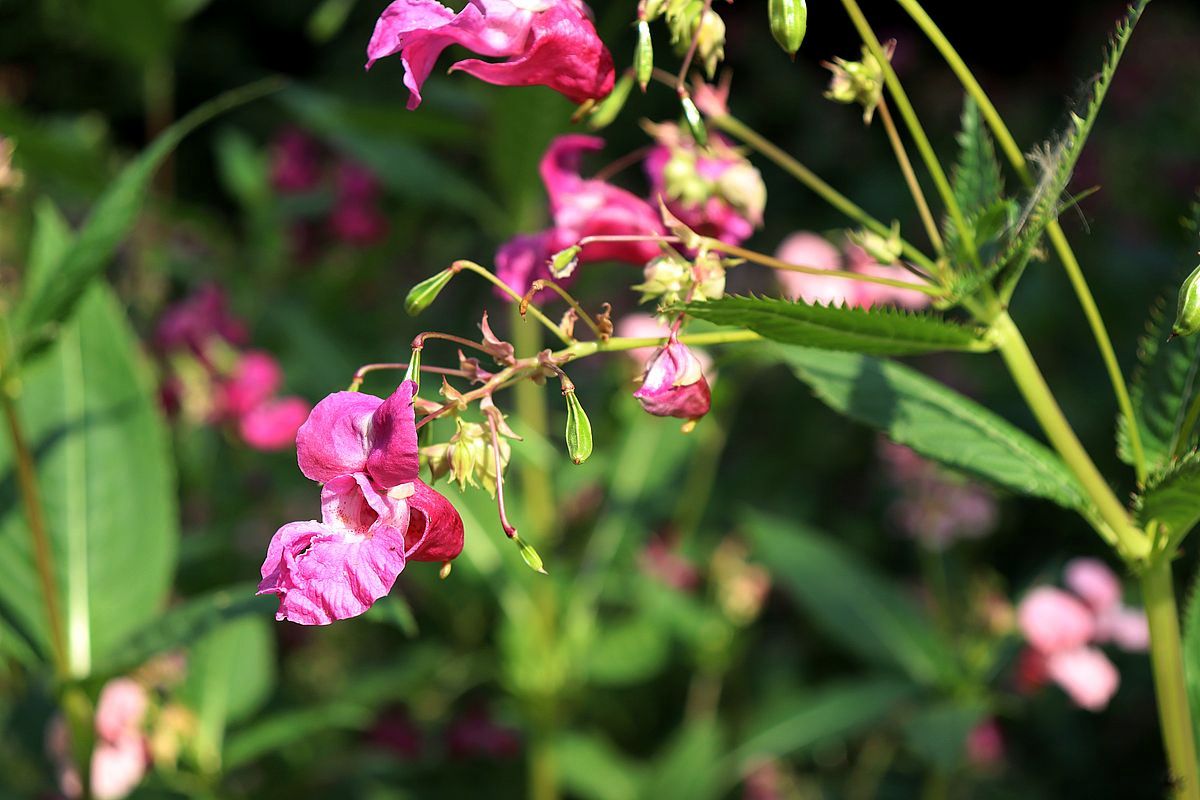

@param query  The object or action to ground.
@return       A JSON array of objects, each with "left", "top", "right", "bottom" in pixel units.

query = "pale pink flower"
[
  {"left": 844, "top": 245, "right": 930, "bottom": 310},
  {"left": 633, "top": 335, "right": 711, "bottom": 422},
  {"left": 366, "top": 0, "right": 614, "bottom": 109},
  {"left": 878, "top": 440, "right": 997, "bottom": 550},
  {"left": 95, "top": 679, "right": 148, "bottom": 744},
  {"left": 1094, "top": 605, "right": 1150, "bottom": 652},
  {"left": 773, "top": 233, "right": 855, "bottom": 305},
  {"left": 1044, "top": 647, "right": 1120, "bottom": 711},
  {"left": 239, "top": 396, "right": 311, "bottom": 451},
  {"left": 91, "top": 735, "right": 149, "bottom": 800},
  {"left": 1063, "top": 557, "right": 1123, "bottom": 613},
  {"left": 1017, "top": 587, "right": 1095, "bottom": 654}
]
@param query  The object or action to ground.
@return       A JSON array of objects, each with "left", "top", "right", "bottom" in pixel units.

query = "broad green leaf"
[
  {"left": 96, "top": 585, "right": 272, "bottom": 677},
  {"left": 0, "top": 284, "right": 178, "bottom": 677},
  {"left": 1135, "top": 454, "right": 1200, "bottom": 552},
  {"left": 1119, "top": 297, "right": 1200, "bottom": 471},
  {"left": 779, "top": 345, "right": 1091, "bottom": 513},
  {"left": 12, "top": 79, "right": 282, "bottom": 356},
  {"left": 179, "top": 615, "right": 276, "bottom": 774},
  {"left": 728, "top": 678, "right": 914, "bottom": 768},
  {"left": 902, "top": 701, "right": 988, "bottom": 770},
  {"left": 640, "top": 718, "right": 724, "bottom": 800},
  {"left": 950, "top": 96, "right": 1005, "bottom": 216},
  {"left": 682, "top": 296, "right": 990, "bottom": 356},
  {"left": 747, "top": 513, "right": 954, "bottom": 685},
  {"left": 224, "top": 703, "right": 373, "bottom": 770},
  {"left": 556, "top": 732, "right": 645, "bottom": 800}
]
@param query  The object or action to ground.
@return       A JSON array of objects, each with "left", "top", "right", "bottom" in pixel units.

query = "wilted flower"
[
  {"left": 633, "top": 334, "right": 711, "bottom": 424},
  {"left": 258, "top": 381, "right": 465, "bottom": 625},
  {"left": 366, "top": 0, "right": 615, "bottom": 109}
]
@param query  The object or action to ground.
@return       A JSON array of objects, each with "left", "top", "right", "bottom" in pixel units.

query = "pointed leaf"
[
  {"left": 778, "top": 345, "right": 1091, "bottom": 513},
  {"left": 682, "top": 296, "right": 989, "bottom": 356},
  {"left": 950, "top": 96, "right": 1004, "bottom": 216},
  {"left": 1135, "top": 454, "right": 1200, "bottom": 552}
]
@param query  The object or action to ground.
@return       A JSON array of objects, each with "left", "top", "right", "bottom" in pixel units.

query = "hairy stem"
[
  {"left": 710, "top": 114, "right": 940, "bottom": 276},
  {"left": 1141, "top": 559, "right": 1200, "bottom": 800},
  {"left": 1, "top": 390, "right": 67, "bottom": 677},
  {"left": 890, "top": 0, "right": 1148, "bottom": 484}
]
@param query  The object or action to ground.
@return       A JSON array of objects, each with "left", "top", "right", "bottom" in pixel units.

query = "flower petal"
[
  {"left": 365, "top": 381, "right": 421, "bottom": 488},
  {"left": 404, "top": 479, "right": 465, "bottom": 562},
  {"left": 295, "top": 391, "right": 382, "bottom": 483}
]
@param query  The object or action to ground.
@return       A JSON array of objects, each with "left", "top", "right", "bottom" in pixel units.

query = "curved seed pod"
[
  {"left": 405, "top": 268, "right": 455, "bottom": 316},
  {"left": 564, "top": 389, "right": 593, "bottom": 464},
  {"left": 1172, "top": 263, "right": 1200, "bottom": 339},
  {"left": 769, "top": 0, "right": 807, "bottom": 57},
  {"left": 680, "top": 95, "right": 708, "bottom": 148},
  {"left": 588, "top": 72, "right": 634, "bottom": 130},
  {"left": 636, "top": 20, "right": 654, "bottom": 92}
]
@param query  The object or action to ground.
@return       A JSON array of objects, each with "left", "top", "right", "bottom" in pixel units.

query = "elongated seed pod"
[
  {"left": 1172, "top": 262, "right": 1200, "bottom": 338},
  {"left": 636, "top": 20, "right": 654, "bottom": 92},
  {"left": 769, "top": 0, "right": 807, "bottom": 57}
]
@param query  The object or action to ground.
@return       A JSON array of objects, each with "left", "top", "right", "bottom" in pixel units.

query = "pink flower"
[
  {"left": 1094, "top": 605, "right": 1150, "bottom": 652},
  {"left": 270, "top": 128, "right": 323, "bottom": 193},
  {"left": 878, "top": 440, "right": 997, "bottom": 550},
  {"left": 219, "top": 351, "right": 283, "bottom": 419},
  {"left": 1017, "top": 587, "right": 1095, "bottom": 654},
  {"left": 258, "top": 381, "right": 464, "bottom": 625},
  {"left": 330, "top": 162, "right": 389, "bottom": 246},
  {"left": 773, "top": 233, "right": 930, "bottom": 310},
  {"left": 845, "top": 245, "right": 930, "bottom": 310},
  {"left": 1044, "top": 647, "right": 1120, "bottom": 711},
  {"left": 965, "top": 718, "right": 1005, "bottom": 769},
  {"left": 495, "top": 230, "right": 556, "bottom": 299},
  {"left": 154, "top": 284, "right": 247, "bottom": 357},
  {"left": 91, "top": 735, "right": 149, "bottom": 800},
  {"left": 615, "top": 314, "right": 714, "bottom": 373},
  {"left": 95, "top": 679, "right": 148, "bottom": 744},
  {"left": 366, "top": 0, "right": 614, "bottom": 110},
  {"left": 633, "top": 335, "right": 711, "bottom": 422},
  {"left": 639, "top": 536, "right": 700, "bottom": 592},
  {"left": 1063, "top": 557, "right": 1123, "bottom": 613},
  {"left": 239, "top": 396, "right": 311, "bottom": 451}
]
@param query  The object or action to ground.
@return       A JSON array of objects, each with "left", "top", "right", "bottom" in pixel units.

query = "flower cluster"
[
  {"left": 774, "top": 231, "right": 930, "bottom": 309},
  {"left": 257, "top": 380, "right": 464, "bottom": 625},
  {"left": 366, "top": 0, "right": 615, "bottom": 110},
  {"left": 155, "top": 285, "right": 310, "bottom": 451},
  {"left": 1016, "top": 558, "right": 1149, "bottom": 711}
]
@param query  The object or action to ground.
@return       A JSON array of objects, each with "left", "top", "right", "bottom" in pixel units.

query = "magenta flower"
[
  {"left": 153, "top": 284, "right": 247, "bottom": 358},
  {"left": 239, "top": 397, "right": 311, "bottom": 452},
  {"left": 270, "top": 128, "right": 323, "bottom": 194},
  {"left": 366, "top": 0, "right": 614, "bottom": 110},
  {"left": 633, "top": 335, "right": 711, "bottom": 422},
  {"left": 258, "top": 381, "right": 464, "bottom": 625},
  {"left": 219, "top": 351, "right": 283, "bottom": 419},
  {"left": 495, "top": 230, "right": 556, "bottom": 300},
  {"left": 330, "top": 162, "right": 390, "bottom": 246}
]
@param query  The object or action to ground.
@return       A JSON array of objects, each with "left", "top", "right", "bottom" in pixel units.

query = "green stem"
[
  {"left": 1141, "top": 560, "right": 1200, "bottom": 800},
  {"left": 708, "top": 240, "right": 943, "bottom": 296},
  {"left": 890, "top": 0, "right": 1148, "bottom": 484},
  {"left": 529, "top": 727, "right": 560, "bottom": 800},
  {"left": 991, "top": 312, "right": 1147, "bottom": 559},
  {"left": 710, "top": 115, "right": 940, "bottom": 276},
  {"left": 454, "top": 261, "right": 571, "bottom": 345},
  {"left": 1, "top": 390, "right": 68, "bottom": 678},
  {"left": 836, "top": 0, "right": 978, "bottom": 266},
  {"left": 877, "top": 99, "right": 944, "bottom": 256}
]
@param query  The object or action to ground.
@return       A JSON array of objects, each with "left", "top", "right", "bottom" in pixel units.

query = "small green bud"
[
  {"left": 680, "top": 95, "right": 708, "bottom": 148},
  {"left": 635, "top": 20, "right": 654, "bottom": 92},
  {"left": 588, "top": 71, "right": 634, "bottom": 130},
  {"left": 404, "top": 268, "right": 455, "bottom": 316},
  {"left": 549, "top": 245, "right": 582, "bottom": 279},
  {"left": 769, "top": 0, "right": 807, "bottom": 57},
  {"left": 1172, "top": 263, "right": 1200, "bottom": 339},
  {"left": 848, "top": 221, "right": 904, "bottom": 265},
  {"left": 563, "top": 389, "right": 593, "bottom": 464},
  {"left": 405, "top": 347, "right": 422, "bottom": 391},
  {"left": 513, "top": 534, "right": 548, "bottom": 574}
]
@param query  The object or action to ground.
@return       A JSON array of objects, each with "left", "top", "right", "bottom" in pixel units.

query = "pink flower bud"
[
  {"left": 95, "top": 678, "right": 149, "bottom": 744},
  {"left": 632, "top": 336, "right": 711, "bottom": 422},
  {"left": 966, "top": 718, "right": 1005, "bottom": 769},
  {"left": 1045, "top": 646, "right": 1120, "bottom": 711},
  {"left": 1017, "top": 586, "right": 1095, "bottom": 654},
  {"left": 1063, "top": 557, "right": 1123, "bottom": 613}
]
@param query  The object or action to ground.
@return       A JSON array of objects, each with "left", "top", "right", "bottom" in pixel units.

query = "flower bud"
[
  {"left": 635, "top": 254, "right": 692, "bottom": 305},
  {"left": 588, "top": 71, "right": 634, "bottom": 130},
  {"left": 690, "top": 251, "right": 727, "bottom": 302},
  {"left": 1172, "top": 263, "right": 1200, "bottom": 339},
  {"left": 404, "top": 268, "right": 455, "bottom": 316},
  {"left": 695, "top": 10, "right": 726, "bottom": 77},
  {"left": 633, "top": 335, "right": 711, "bottom": 424},
  {"left": 563, "top": 389, "right": 593, "bottom": 464},
  {"left": 849, "top": 221, "right": 903, "bottom": 265},
  {"left": 636, "top": 20, "right": 654, "bottom": 92},
  {"left": 769, "top": 0, "right": 807, "bottom": 57},
  {"left": 824, "top": 42, "right": 895, "bottom": 124},
  {"left": 549, "top": 245, "right": 582, "bottom": 279},
  {"left": 680, "top": 95, "right": 708, "bottom": 148}
]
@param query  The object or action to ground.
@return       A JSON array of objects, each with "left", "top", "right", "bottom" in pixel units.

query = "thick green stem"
[
  {"left": 1, "top": 390, "right": 68, "bottom": 678},
  {"left": 710, "top": 115, "right": 940, "bottom": 276},
  {"left": 1141, "top": 560, "right": 1200, "bottom": 800},
  {"left": 991, "top": 313, "right": 1147, "bottom": 559},
  {"left": 890, "top": 0, "right": 1148, "bottom": 484}
]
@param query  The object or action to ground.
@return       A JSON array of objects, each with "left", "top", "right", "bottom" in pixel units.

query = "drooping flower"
[
  {"left": 633, "top": 334, "right": 711, "bottom": 423},
  {"left": 644, "top": 122, "right": 765, "bottom": 246},
  {"left": 365, "top": 0, "right": 615, "bottom": 110},
  {"left": 258, "top": 381, "right": 464, "bottom": 625}
]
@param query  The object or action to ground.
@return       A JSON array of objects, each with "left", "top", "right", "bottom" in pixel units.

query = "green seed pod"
[
  {"left": 769, "top": 0, "right": 807, "bottom": 57},
  {"left": 513, "top": 534, "right": 548, "bottom": 574},
  {"left": 680, "top": 94, "right": 708, "bottom": 148},
  {"left": 1172, "top": 263, "right": 1200, "bottom": 339},
  {"left": 563, "top": 389, "right": 593, "bottom": 464},
  {"left": 549, "top": 245, "right": 582, "bottom": 279},
  {"left": 635, "top": 20, "right": 654, "bottom": 92},
  {"left": 588, "top": 71, "right": 634, "bottom": 130},
  {"left": 404, "top": 268, "right": 455, "bottom": 316}
]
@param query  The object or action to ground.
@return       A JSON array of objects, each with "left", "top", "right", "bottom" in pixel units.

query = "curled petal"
[
  {"left": 633, "top": 338, "right": 712, "bottom": 421},
  {"left": 296, "top": 392, "right": 383, "bottom": 483},
  {"left": 1045, "top": 647, "right": 1120, "bottom": 711},
  {"left": 404, "top": 479, "right": 465, "bottom": 562},
  {"left": 366, "top": 381, "right": 421, "bottom": 488}
]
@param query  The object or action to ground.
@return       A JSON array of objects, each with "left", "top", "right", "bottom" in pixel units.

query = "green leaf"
[
  {"left": 1135, "top": 454, "right": 1200, "bottom": 552},
  {"left": 556, "top": 733, "right": 645, "bottom": 800},
  {"left": 746, "top": 513, "right": 954, "bottom": 685},
  {"left": 12, "top": 79, "right": 282, "bottom": 357},
  {"left": 681, "top": 296, "right": 989, "bottom": 356},
  {"left": 640, "top": 718, "right": 724, "bottom": 800},
  {"left": 0, "top": 284, "right": 178, "bottom": 677},
  {"left": 224, "top": 703, "right": 372, "bottom": 770},
  {"left": 902, "top": 701, "right": 988, "bottom": 770},
  {"left": 179, "top": 615, "right": 277, "bottom": 774},
  {"left": 778, "top": 345, "right": 1091, "bottom": 513},
  {"left": 950, "top": 96, "right": 1005, "bottom": 216},
  {"left": 96, "top": 585, "right": 272, "bottom": 677},
  {"left": 729, "top": 678, "right": 914, "bottom": 768},
  {"left": 587, "top": 613, "right": 672, "bottom": 687},
  {"left": 1119, "top": 297, "right": 1200, "bottom": 471}
]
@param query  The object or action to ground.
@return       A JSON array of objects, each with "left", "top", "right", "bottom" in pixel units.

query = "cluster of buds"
[
  {"left": 422, "top": 396, "right": 519, "bottom": 498},
  {"left": 635, "top": 250, "right": 728, "bottom": 308},
  {"left": 824, "top": 41, "right": 896, "bottom": 124},
  {"left": 641, "top": 0, "right": 727, "bottom": 78}
]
